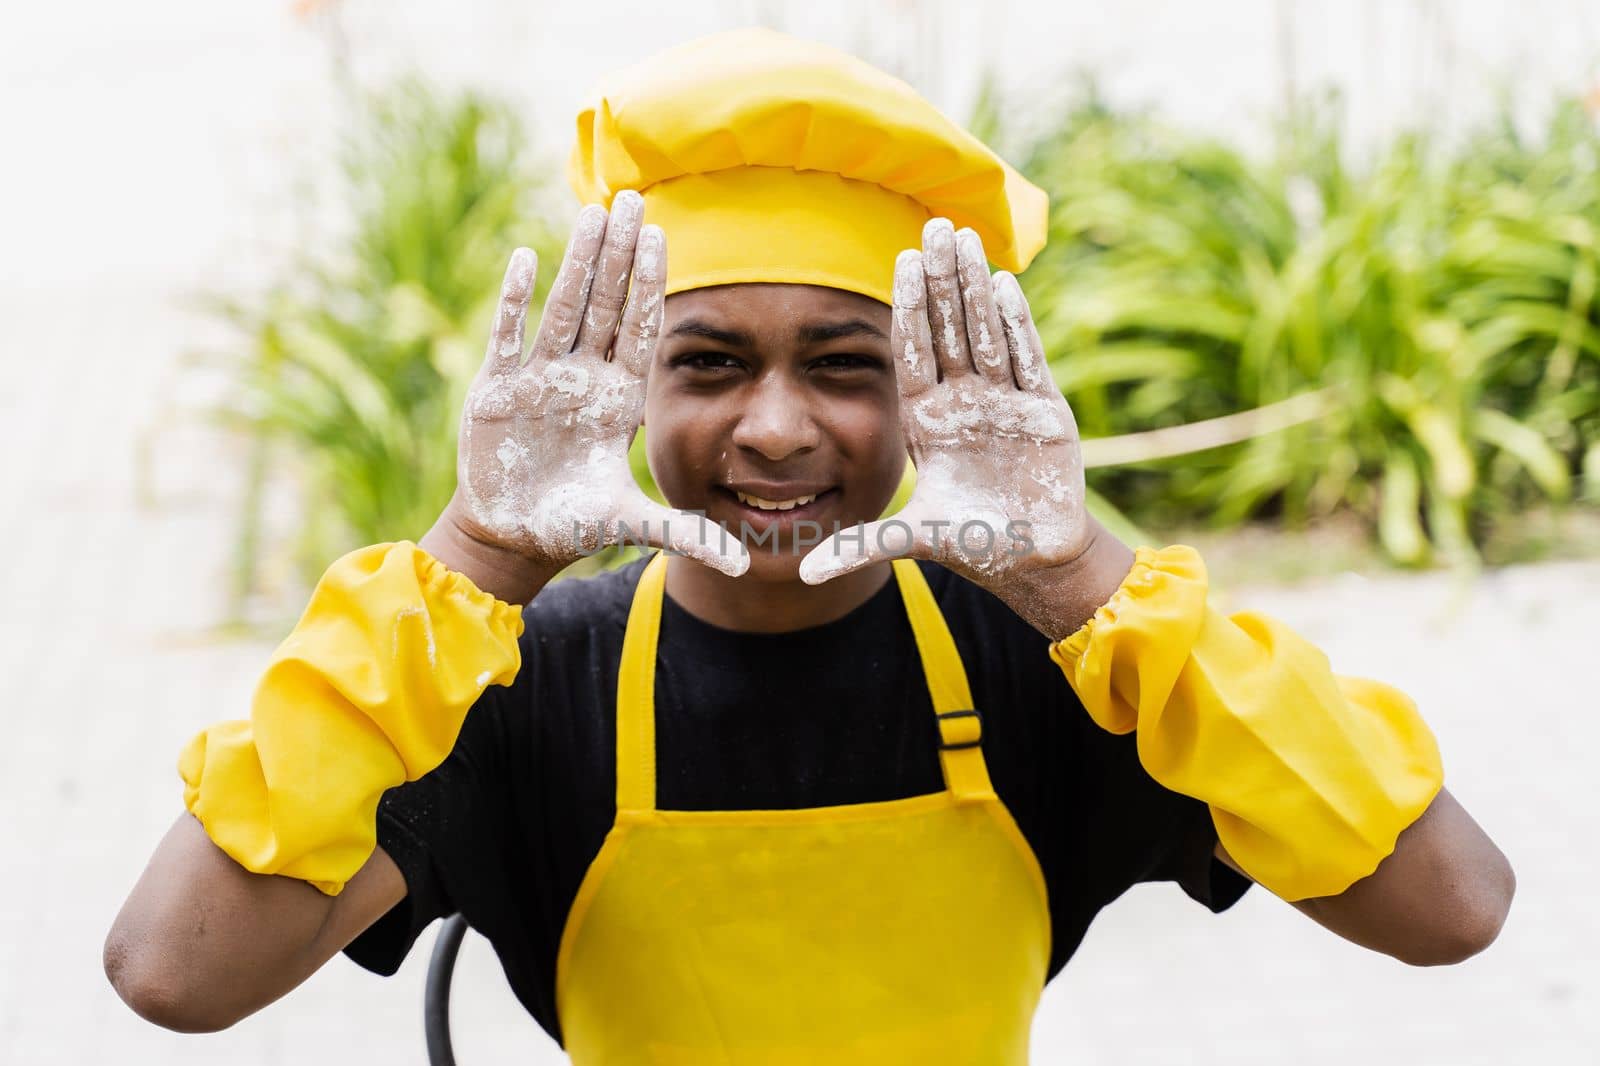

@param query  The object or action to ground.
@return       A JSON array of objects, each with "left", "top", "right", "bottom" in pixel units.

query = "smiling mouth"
[
  {"left": 715, "top": 485, "right": 838, "bottom": 523},
  {"left": 734, "top": 490, "right": 817, "bottom": 511}
]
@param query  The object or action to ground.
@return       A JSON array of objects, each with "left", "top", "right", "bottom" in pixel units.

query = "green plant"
[
  {"left": 1004, "top": 87, "right": 1600, "bottom": 567},
  {"left": 207, "top": 75, "right": 1600, "bottom": 614},
  {"left": 204, "top": 77, "right": 566, "bottom": 607}
]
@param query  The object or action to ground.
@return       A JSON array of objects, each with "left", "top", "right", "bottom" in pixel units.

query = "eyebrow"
[
  {"left": 796, "top": 319, "right": 887, "bottom": 345},
  {"left": 667, "top": 317, "right": 887, "bottom": 348},
  {"left": 667, "top": 319, "right": 757, "bottom": 347}
]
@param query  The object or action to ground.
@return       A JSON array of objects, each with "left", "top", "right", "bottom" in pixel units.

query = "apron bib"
[{"left": 555, "top": 553, "right": 1051, "bottom": 1064}]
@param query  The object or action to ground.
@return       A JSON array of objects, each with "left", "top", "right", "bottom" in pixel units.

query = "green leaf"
[
  {"left": 1379, "top": 452, "right": 1428, "bottom": 565},
  {"left": 1470, "top": 408, "right": 1571, "bottom": 500},
  {"left": 1582, "top": 442, "right": 1600, "bottom": 503},
  {"left": 1084, "top": 485, "right": 1152, "bottom": 549},
  {"left": 1049, "top": 345, "right": 1201, "bottom": 394}
]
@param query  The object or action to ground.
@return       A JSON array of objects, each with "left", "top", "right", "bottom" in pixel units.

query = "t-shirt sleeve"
[
  {"left": 342, "top": 672, "right": 529, "bottom": 976},
  {"left": 1072, "top": 719, "right": 1253, "bottom": 913},
  {"left": 1035, "top": 709, "right": 1251, "bottom": 971}
]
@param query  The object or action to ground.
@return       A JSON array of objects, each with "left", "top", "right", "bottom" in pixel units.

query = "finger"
[
  {"left": 617, "top": 494, "right": 751, "bottom": 577},
  {"left": 613, "top": 223, "right": 666, "bottom": 379},
  {"left": 921, "top": 217, "right": 973, "bottom": 381},
  {"left": 891, "top": 250, "right": 938, "bottom": 400},
  {"left": 529, "top": 203, "right": 608, "bottom": 362},
  {"left": 480, "top": 247, "right": 537, "bottom": 374},
  {"left": 955, "top": 229, "right": 1009, "bottom": 385},
  {"left": 798, "top": 516, "right": 925, "bottom": 585},
  {"left": 993, "top": 271, "right": 1053, "bottom": 395},
  {"left": 572, "top": 190, "right": 644, "bottom": 357}
]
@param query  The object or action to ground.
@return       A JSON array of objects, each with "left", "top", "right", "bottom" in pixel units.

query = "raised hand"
[
  {"left": 799, "top": 218, "right": 1091, "bottom": 590},
  {"left": 449, "top": 192, "right": 748, "bottom": 577}
]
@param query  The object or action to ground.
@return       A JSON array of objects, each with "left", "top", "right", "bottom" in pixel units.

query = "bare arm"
[
  {"left": 1017, "top": 528, "right": 1517, "bottom": 961},
  {"left": 104, "top": 484, "right": 584, "bottom": 1029},
  {"left": 1004, "top": 529, "right": 1517, "bottom": 964},
  {"left": 103, "top": 517, "right": 561, "bottom": 1033},
  {"left": 104, "top": 813, "right": 406, "bottom": 1032},
  {"left": 1215, "top": 786, "right": 1515, "bottom": 966}
]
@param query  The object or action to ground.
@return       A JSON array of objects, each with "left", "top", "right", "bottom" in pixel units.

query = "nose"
[{"left": 730, "top": 372, "right": 821, "bottom": 462}]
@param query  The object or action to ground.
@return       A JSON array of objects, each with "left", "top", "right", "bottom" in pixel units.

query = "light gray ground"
[{"left": 1, "top": 281, "right": 1593, "bottom": 1065}]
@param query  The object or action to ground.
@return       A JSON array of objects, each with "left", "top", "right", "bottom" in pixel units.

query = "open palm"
[
  {"left": 454, "top": 192, "right": 747, "bottom": 577},
  {"left": 801, "top": 220, "right": 1090, "bottom": 588}
]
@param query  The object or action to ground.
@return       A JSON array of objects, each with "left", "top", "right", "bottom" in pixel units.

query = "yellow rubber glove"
[
  {"left": 1049, "top": 545, "right": 1444, "bottom": 902},
  {"left": 177, "top": 542, "right": 524, "bottom": 895}
]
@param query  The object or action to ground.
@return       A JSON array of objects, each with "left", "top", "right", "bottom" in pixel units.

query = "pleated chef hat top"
[{"left": 568, "top": 27, "right": 1049, "bottom": 305}]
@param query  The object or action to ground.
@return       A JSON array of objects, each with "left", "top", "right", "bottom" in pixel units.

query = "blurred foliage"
[
  {"left": 205, "top": 78, "right": 565, "bottom": 604},
  {"left": 989, "top": 84, "right": 1600, "bottom": 568},
  {"left": 212, "top": 76, "right": 1600, "bottom": 608}
]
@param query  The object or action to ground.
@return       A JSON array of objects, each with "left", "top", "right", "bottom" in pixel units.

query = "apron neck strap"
[
  {"left": 615, "top": 552, "right": 669, "bottom": 813},
  {"left": 889, "top": 558, "right": 994, "bottom": 801},
  {"left": 614, "top": 552, "right": 995, "bottom": 813}
]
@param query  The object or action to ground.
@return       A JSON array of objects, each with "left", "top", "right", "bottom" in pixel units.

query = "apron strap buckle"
[{"left": 936, "top": 709, "right": 983, "bottom": 751}]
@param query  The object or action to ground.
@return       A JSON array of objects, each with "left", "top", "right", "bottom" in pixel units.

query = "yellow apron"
[{"left": 555, "top": 553, "right": 1052, "bottom": 1064}]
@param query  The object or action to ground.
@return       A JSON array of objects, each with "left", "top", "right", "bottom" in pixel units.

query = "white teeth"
[{"left": 735, "top": 491, "right": 817, "bottom": 511}]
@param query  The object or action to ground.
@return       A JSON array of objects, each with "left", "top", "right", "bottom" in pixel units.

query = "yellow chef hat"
[{"left": 568, "top": 28, "right": 1048, "bottom": 305}]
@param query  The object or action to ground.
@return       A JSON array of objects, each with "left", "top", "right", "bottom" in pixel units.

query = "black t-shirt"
[{"left": 343, "top": 554, "right": 1251, "bottom": 1046}]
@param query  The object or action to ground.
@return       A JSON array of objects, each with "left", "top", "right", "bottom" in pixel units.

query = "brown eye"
[
  {"left": 671, "top": 352, "right": 744, "bottom": 372},
  {"left": 810, "top": 354, "right": 879, "bottom": 371}
]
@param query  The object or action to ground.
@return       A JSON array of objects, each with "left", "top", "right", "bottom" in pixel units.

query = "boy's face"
[{"left": 645, "top": 283, "right": 906, "bottom": 583}]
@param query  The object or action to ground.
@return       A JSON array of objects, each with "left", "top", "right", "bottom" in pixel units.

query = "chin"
[{"left": 736, "top": 546, "right": 810, "bottom": 584}]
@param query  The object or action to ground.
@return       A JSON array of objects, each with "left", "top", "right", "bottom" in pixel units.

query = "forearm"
[
  {"left": 1014, "top": 536, "right": 1449, "bottom": 905},
  {"left": 1039, "top": 536, "right": 1515, "bottom": 958},
  {"left": 115, "top": 532, "right": 530, "bottom": 1027},
  {"left": 105, "top": 813, "right": 405, "bottom": 1031},
  {"left": 1220, "top": 787, "right": 1515, "bottom": 965}
]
